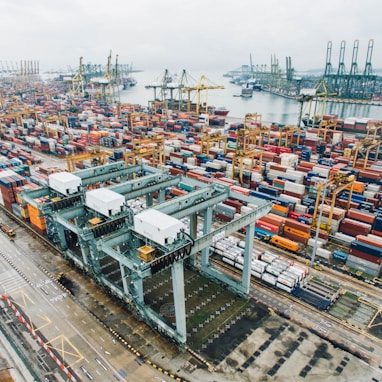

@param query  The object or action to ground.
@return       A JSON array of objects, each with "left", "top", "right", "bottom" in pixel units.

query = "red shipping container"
[
  {"left": 260, "top": 214, "right": 286, "bottom": 227},
  {"left": 349, "top": 249, "right": 382, "bottom": 264},
  {"left": 340, "top": 219, "right": 371, "bottom": 236},
  {"left": 288, "top": 211, "right": 301, "bottom": 220},
  {"left": 284, "top": 218, "right": 311, "bottom": 234},
  {"left": 223, "top": 199, "right": 242, "bottom": 213},
  {"left": 336, "top": 199, "right": 359, "bottom": 210},
  {"left": 255, "top": 220, "right": 280, "bottom": 234},
  {"left": 371, "top": 230, "right": 382, "bottom": 237},
  {"left": 295, "top": 165, "right": 311, "bottom": 173},
  {"left": 347, "top": 209, "right": 376, "bottom": 225},
  {"left": 282, "top": 190, "right": 303, "bottom": 200}
]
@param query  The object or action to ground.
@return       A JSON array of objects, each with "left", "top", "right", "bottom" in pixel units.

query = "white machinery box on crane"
[
  {"left": 48, "top": 172, "right": 81, "bottom": 195},
  {"left": 134, "top": 209, "right": 184, "bottom": 246},
  {"left": 85, "top": 188, "right": 125, "bottom": 217}
]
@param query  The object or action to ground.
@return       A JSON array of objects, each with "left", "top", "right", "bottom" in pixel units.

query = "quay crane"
[
  {"left": 297, "top": 79, "right": 336, "bottom": 127},
  {"left": 182, "top": 75, "right": 224, "bottom": 114}
]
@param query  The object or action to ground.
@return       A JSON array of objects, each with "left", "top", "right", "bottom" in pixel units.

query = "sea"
[{"left": 119, "top": 69, "right": 382, "bottom": 126}]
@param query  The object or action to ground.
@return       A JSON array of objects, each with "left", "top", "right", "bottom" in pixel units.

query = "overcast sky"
[{"left": 1, "top": 0, "right": 381, "bottom": 74}]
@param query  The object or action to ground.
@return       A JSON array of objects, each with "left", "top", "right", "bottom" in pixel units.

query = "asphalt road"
[{"left": 0, "top": 233, "right": 173, "bottom": 382}]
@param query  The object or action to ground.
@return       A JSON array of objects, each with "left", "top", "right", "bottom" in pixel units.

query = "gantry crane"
[
  {"left": 352, "top": 139, "right": 381, "bottom": 170},
  {"left": 126, "top": 112, "right": 150, "bottom": 130},
  {"left": 182, "top": 75, "right": 224, "bottom": 114},
  {"left": 41, "top": 116, "right": 70, "bottom": 138},
  {"left": 200, "top": 131, "right": 227, "bottom": 156},
  {"left": 124, "top": 135, "right": 165, "bottom": 168},
  {"left": 0, "top": 112, "right": 24, "bottom": 137},
  {"left": 231, "top": 113, "right": 264, "bottom": 185},
  {"left": 70, "top": 56, "right": 85, "bottom": 98},
  {"left": 364, "top": 121, "right": 382, "bottom": 142},
  {"left": 66, "top": 149, "right": 108, "bottom": 172},
  {"left": 311, "top": 171, "right": 355, "bottom": 233},
  {"left": 277, "top": 125, "right": 302, "bottom": 148},
  {"left": 317, "top": 119, "right": 337, "bottom": 142}
]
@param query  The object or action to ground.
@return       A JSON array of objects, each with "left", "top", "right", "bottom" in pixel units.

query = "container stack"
[{"left": 347, "top": 236, "right": 382, "bottom": 277}]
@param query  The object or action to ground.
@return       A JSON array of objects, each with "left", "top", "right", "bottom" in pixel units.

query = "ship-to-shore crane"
[{"left": 297, "top": 79, "right": 337, "bottom": 127}]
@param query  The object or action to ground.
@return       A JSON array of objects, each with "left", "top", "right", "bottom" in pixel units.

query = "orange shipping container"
[
  {"left": 284, "top": 226, "right": 310, "bottom": 239},
  {"left": 271, "top": 204, "right": 289, "bottom": 214}
]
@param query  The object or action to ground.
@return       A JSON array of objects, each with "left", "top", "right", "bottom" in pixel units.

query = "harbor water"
[{"left": 119, "top": 70, "right": 382, "bottom": 126}]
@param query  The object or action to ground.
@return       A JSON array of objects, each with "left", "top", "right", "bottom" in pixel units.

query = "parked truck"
[{"left": 0, "top": 222, "right": 16, "bottom": 240}]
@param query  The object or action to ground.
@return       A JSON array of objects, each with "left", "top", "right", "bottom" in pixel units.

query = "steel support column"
[
  {"left": 157, "top": 189, "right": 165, "bottom": 203},
  {"left": 201, "top": 206, "right": 213, "bottom": 267},
  {"left": 172, "top": 260, "right": 187, "bottom": 343},
  {"left": 242, "top": 222, "right": 254, "bottom": 293},
  {"left": 146, "top": 192, "right": 153, "bottom": 207},
  {"left": 120, "top": 264, "right": 129, "bottom": 296}
]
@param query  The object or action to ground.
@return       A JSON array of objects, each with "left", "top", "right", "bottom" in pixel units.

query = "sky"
[{"left": 1, "top": 0, "right": 381, "bottom": 75}]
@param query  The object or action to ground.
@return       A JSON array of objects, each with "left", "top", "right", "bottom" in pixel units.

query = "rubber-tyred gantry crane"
[
  {"left": 182, "top": 75, "right": 224, "bottom": 114},
  {"left": 312, "top": 171, "right": 355, "bottom": 233}
]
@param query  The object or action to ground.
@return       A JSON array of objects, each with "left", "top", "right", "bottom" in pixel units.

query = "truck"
[{"left": 0, "top": 222, "right": 16, "bottom": 240}]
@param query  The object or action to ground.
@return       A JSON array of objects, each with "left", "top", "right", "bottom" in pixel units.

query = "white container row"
[
  {"left": 284, "top": 181, "right": 306, "bottom": 195},
  {"left": 334, "top": 232, "right": 354, "bottom": 244}
]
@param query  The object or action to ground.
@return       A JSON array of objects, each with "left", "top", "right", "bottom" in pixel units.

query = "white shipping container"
[
  {"left": 276, "top": 282, "right": 293, "bottom": 293},
  {"left": 278, "top": 194, "right": 300, "bottom": 206},
  {"left": 277, "top": 275, "right": 295, "bottom": 288},
  {"left": 294, "top": 204, "right": 308, "bottom": 214},
  {"left": 261, "top": 273, "right": 277, "bottom": 286},
  {"left": 252, "top": 265, "right": 266, "bottom": 274},
  {"left": 284, "top": 181, "right": 305, "bottom": 195},
  {"left": 316, "top": 248, "right": 332, "bottom": 260},
  {"left": 367, "top": 184, "right": 381, "bottom": 192},
  {"left": 307, "top": 238, "right": 324, "bottom": 248},
  {"left": 251, "top": 270, "right": 262, "bottom": 279},
  {"left": 334, "top": 232, "right": 354, "bottom": 244},
  {"left": 312, "top": 166, "right": 330, "bottom": 178}
]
